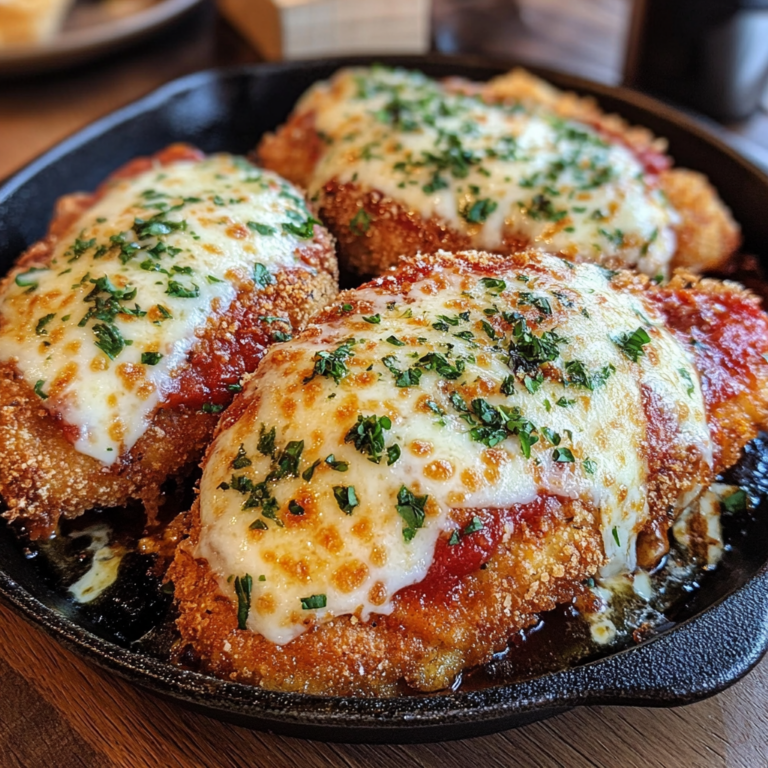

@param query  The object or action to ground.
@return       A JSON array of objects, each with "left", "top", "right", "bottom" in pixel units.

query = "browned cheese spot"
[
  {"left": 424, "top": 459, "right": 454, "bottom": 481},
  {"left": 332, "top": 560, "right": 369, "bottom": 593}
]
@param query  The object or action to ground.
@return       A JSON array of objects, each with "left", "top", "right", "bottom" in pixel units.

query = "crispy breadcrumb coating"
[
  {"left": 0, "top": 147, "right": 338, "bottom": 539},
  {"left": 258, "top": 67, "right": 739, "bottom": 278},
  {"left": 168, "top": 250, "right": 768, "bottom": 695}
]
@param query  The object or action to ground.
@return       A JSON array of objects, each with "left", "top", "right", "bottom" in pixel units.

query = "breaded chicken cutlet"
[
  {"left": 258, "top": 66, "right": 739, "bottom": 279},
  {"left": 168, "top": 249, "right": 768, "bottom": 696},
  {"left": 0, "top": 145, "right": 338, "bottom": 539}
]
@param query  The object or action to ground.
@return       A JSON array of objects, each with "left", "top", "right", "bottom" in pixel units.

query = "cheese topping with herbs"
[
  {"left": 196, "top": 251, "right": 711, "bottom": 645},
  {"left": 298, "top": 66, "right": 677, "bottom": 276},
  {"left": 0, "top": 154, "right": 320, "bottom": 463}
]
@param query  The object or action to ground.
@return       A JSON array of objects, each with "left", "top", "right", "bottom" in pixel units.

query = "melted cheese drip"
[
  {"left": 196, "top": 252, "right": 712, "bottom": 645},
  {"left": 0, "top": 155, "right": 318, "bottom": 463},
  {"left": 299, "top": 67, "right": 677, "bottom": 276}
]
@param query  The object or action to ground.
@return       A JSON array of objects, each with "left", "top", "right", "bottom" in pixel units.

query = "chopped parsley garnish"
[
  {"left": 345, "top": 414, "right": 393, "bottom": 464},
  {"left": 15, "top": 268, "right": 46, "bottom": 289},
  {"left": 232, "top": 444, "right": 252, "bottom": 469},
  {"left": 247, "top": 221, "right": 276, "bottom": 236},
  {"left": 463, "top": 516, "right": 484, "bottom": 535},
  {"left": 302, "top": 459, "right": 322, "bottom": 481},
  {"left": 722, "top": 488, "right": 748, "bottom": 514},
  {"left": 552, "top": 447, "right": 575, "bottom": 463},
  {"left": 479, "top": 277, "right": 506, "bottom": 294},
  {"left": 257, "top": 425, "right": 277, "bottom": 457},
  {"left": 35, "top": 314, "right": 55, "bottom": 335},
  {"left": 500, "top": 375, "right": 515, "bottom": 395},
  {"left": 583, "top": 458, "right": 597, "bottom": 475},
  {"left": 612, "top": 527, "right": 621, "bottom": 547},
  {"left": 362, "top": 314, "right": 381, "bottom": 324},
  {"left": 556, "top": 397, "right": 575, "bottom": 407},
  {"left": 201, "top": 403, "right": 224, "bottom": 414},
  {"left": 386, "top": 335, "right": 406, "bottom": 346},
  {"left": 93, "top": 322, "right": 128, "bottom": 360},
  {"left": 461, "top": 198, "right": 498, "bottom": 224},
  {"left": 325, "top": 454, "right": 349, "bottom": 472},
  {"left": 304, "top": 340, "right": 356, "bottom": 385},
  {"left": 387, "top": 444, "right": 401, "bottom": 465},
  {"left": 234, "top": 574, "right": 253, "bottom": 630},
  {"left": 382, "top": 355, "right": 423, "bottom": 387},
  {"left": 282, "top": 216, "right": 320, "bottom": 239},
  {"left": 396, "top": 485, "right": 428, "bottom": 542},
  {"left": 508, "top": 319, "right": 564, "bottom": 375},
  {"left": 678, "top": 368, "right": 695, "bottom": 397},
  {"left": 333, "top": 485, "right": 359, "bottom": 514},
  {"left": 253, "top": 262, "right": 276, "bottom": 288},
  {"left": 227, "top": 382, "right": 243, "bottom": 393},
  {"left": 33, "top": 379, "right": 48, "bottom": 400},
  {"left": 250, "top": 519, "right": 268, "bottom": 531},
  {"left": 350, "top": 208, "right": 372, "bottom": 235},
  {"left": 140, "top": 351, "right": 163, "bottom": 365},
  {"left": 564, "top": 360, "right": 615, "bottom": 391},
  {"left": 615, "top": 327, "right": 651, "bottom": 362},
  {"left": 301, "top": 594, "right": 327, "bottom": 610},
  {"left": 418, "top": 352, "right": 465, "bottom": 380},
  {"left": 166, "top": 280, "right": 199, "bottom": 299},
  {"left": 288, "top": 500, "right": 305, "bottom": 516},
  {"left": 270, "top": 441, "right": 304, "bottom": 480}
]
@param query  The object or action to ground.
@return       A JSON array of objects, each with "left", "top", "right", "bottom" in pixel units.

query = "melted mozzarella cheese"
[
  {"left": 0, "top": 155, "right": 319, "bottom": 463},
  {"left": 196, "top": 251, "right": 712, "bottom": 645},
  {"left": 298, "top": 67, "right": 678, "bottom": 276}
]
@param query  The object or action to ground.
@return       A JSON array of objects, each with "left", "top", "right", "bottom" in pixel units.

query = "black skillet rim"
[{"left": 1, "top": 55, "right": 768, "bottom": 744}]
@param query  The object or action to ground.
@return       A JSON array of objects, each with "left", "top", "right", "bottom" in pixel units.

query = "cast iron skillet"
[{"left": 1, "top": 56, "right": 768, "bottom": 744}]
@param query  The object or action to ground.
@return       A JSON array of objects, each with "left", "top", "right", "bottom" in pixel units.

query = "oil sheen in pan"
[{"left": 17, "top": 430, "right": 767, "bottom": 694}]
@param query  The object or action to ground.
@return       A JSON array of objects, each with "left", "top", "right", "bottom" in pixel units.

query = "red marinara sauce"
[
  {"left": 648, "top": 285, "right": 768, "bottom": 467},
  {"left": 400, "top": 495, "right": 564, "bottom": 605}
]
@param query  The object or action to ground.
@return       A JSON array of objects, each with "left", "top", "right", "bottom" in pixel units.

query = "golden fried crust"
[
  {"left": 169, "top": 497, "right": 602, "bottom": 695},
  {"left": 650, "top": 270, "right": 768, "bottom": 472},
  {"left": 167, "top": 249, "right": 768, "bottom": 696},
  {"left": 0, "top": 262, "right": 338, "bottom": 539},
  {"left": 0, "top": 150, "right": 339, "bottom": 538},
  {"left": 660, "top": 170, "right": 741, "bottom": 272},
  {"left": 258, "top": 68, "right": 740, "bottom": 277},
  {"left": 0, "top": 364, "right": 217, "bottom": 538}
]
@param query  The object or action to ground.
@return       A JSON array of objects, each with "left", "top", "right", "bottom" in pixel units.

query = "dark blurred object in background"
[
  {"left": 625, "top": 0, "right": 768, "bottom": 122},
  {"left": 433, "top": 0, "right": 629, "bottom": 85}
]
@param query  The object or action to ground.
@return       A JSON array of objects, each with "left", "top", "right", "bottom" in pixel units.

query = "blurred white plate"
[{"left": 0, "top": 0, "right": 204, "bottom": 75}]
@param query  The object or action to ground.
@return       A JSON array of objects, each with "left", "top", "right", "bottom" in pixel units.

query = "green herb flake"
[
  {"left": 234, "top": 574, "right": 253, "bottom": 629},
  {"left": 612, "top": 527, "right": 621, "bottom": 547},
  {"left": 350, "top": 208, "right": 372, "bottom": 235},
  {"left": 166, "top": 280, "right": 200, "bottom": 299},
  {"left": 396, "top": 485, "right": 428, "bottom": 542},
  {"left": 722, "top": 488, "right": 748, "bottom": 514},
  {"left": 288, "top": 500, "right": 305, "bottom": 516},
  {"left": 34, "top": 379, "right": 48, "bottom": 400},
  {"left": 35, "top": 313, "right": 56, "bottom": 335},
  {"left": 615, "top": 327, "right": 651, "bottom": 362},
  {"left": 333, "top": 485, "right": 359, "bottom": 514},
  {"left": 583, "top": 458, "right": 597, "bottom": 475},
  {"left": 552, "top": 447, "right": 575, "bottom": 463},
  {"left": 141, "top": 351, "right": 163, "bottom": 365},
  {"left": 248, "top": 221, "right": 276, "bottom": 236},
  {"left": 253, "top": 262, "right": 276, "bottom": 288},
  {"left": 325, "top": 454, "right": 349, "bottom": 472},
  {"left": 301, "top": 594, "right": 327, "bottom": 610},
  {"left": 678, "top": 367, "right": 695, "bottom": 397},
  {"left": 232, "top": 444, "right": 252, "bottom": 469}
]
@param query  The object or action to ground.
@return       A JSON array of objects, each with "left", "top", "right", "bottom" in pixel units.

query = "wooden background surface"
[{"left": 2, "top": 2, "right": 768, "bottom": 766}]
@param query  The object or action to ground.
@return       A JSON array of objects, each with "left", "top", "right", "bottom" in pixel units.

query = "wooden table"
[{"left": 2, "top": 3, "right": 768, "bottom": 766}]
